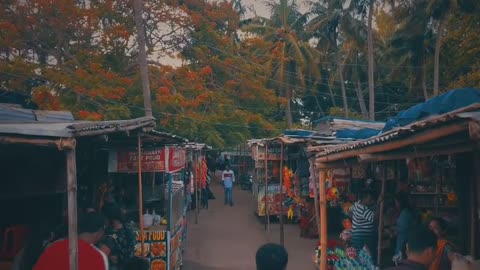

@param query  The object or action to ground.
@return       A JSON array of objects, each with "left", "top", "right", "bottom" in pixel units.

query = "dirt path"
[{"left": 182, "top": 180, "right": 317, "bottom": 270}]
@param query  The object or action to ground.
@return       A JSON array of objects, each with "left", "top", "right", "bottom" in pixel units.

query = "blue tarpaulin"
[
  {"left": 382, "top": 88, "right": 480, "bottom": 132},
  {"left": 336, "top": 128, "right": 381, "bottom": 139}
]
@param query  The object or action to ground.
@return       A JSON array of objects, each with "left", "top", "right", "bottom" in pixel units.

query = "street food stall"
[{"left": 107, "top": 143, "right": 187, "bottom": 270}]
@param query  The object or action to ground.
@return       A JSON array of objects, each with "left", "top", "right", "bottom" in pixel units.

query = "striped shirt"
[{"left": 350, "top": 201, "right": 376, "bottom": 238}]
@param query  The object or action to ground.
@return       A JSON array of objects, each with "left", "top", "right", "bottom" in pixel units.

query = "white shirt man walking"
[{"left": 222, "top": 165, "right": 235, "bottom": 206}]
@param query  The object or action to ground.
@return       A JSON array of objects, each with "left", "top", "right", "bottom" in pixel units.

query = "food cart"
[{"left": 108, "top": 144, "right": 187, "bottom": 270}]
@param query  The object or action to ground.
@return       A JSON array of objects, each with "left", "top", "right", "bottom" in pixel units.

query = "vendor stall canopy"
[
  {"left": 382, "top": 88, "right": 480, "bottom": 132},
  {"left": 317, "top": 88, "right": 480, "bottom": 158},
  {"left": 0, "top": 104, "right": 187, "bottom": 145}
]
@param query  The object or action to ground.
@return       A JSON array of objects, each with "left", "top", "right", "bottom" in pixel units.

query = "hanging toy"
[
  {"left": 342, "top": 218, "right": 352, "bottom": 230},
  {"left": 287, "top": 205, "right": 294, "bottom": 220},
  {"left": 342, "top": 202, "right": 353, "bottom": 215},
  {"left": 326, "top": 187, "right": 339, "bottom": 201},
  {"left": 447, "top": 192, "right": 458, "bottom": 204}
]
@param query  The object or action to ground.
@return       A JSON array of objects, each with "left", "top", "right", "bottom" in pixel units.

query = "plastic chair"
[{"left": 0, "top": 226, "right": 30, "bottom": 260}]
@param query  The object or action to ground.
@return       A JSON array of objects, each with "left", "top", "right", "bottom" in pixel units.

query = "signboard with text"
[
  {"left": 134, "top": 229, "right": 169, "bottom": 270},
  {"left": 108, "top": 147, "right": 185, "bottom": 173}
]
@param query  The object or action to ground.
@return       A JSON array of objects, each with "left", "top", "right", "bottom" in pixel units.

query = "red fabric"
[{"left": 33, "top": 239, "right": 108, "bottom": 270}]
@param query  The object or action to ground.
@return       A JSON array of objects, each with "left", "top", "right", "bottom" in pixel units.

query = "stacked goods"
[{"left": 314, "top": 246, "right": 375, "bottom": 270}]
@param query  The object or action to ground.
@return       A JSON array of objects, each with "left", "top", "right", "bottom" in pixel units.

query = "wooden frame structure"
[
  {"left": 311, "top": 106, "right": 480, "bottom": 269},
  {"left": 0, "top": 116, "right": 176, "bottom": 270}
]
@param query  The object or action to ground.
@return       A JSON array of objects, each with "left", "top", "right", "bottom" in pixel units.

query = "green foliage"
[{"left": 1, "top": 0, "right": 480, "bottom": 148}]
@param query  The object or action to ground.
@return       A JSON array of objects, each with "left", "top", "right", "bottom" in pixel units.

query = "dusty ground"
[{"left": 182, "top": 177, "right": 317, "bottom": 270}]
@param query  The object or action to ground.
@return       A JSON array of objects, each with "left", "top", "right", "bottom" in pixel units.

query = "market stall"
[
  {"left": 312, "top": 89, "right": 480, "bottom": 269},
  {"left": 0, "top": 104, "right": 158, "bottom": 270},
  {"left": 107, "top": 144, "right": 187, "bottom": 270}
]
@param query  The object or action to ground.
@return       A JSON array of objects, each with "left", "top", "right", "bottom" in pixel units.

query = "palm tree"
[
  {"left": 387, "top": 0, "right": 432, "bottom": 100},
  {"left": 307, "top": 0, "right": 369, "bottom": 118},
  {"left": 241, "top": 0, "right": 317, "bottom": 128},
  {"left": 428, "top": 0, "right": 479, "bottom": 96}
]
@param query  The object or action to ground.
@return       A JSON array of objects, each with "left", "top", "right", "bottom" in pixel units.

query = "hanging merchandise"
[
  {"left": 326, "top": 187, "right": 339, "bottom": 201},
  {"left": 283, "top": 166, "right": 294, "bottom": 198},
  {"left": 287, "top": 205, "right": 294, "bottom": 220}
]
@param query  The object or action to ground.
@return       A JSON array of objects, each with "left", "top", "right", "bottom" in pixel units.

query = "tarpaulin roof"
[
  {"left": 313, "top": 117, "right": 385, "bottom": 140},
  {"left": 383, "top": 88, "right": 480, "bottom": 132},
  {"left": 316, "top": 103, "right": 480, "bottom": 159}
]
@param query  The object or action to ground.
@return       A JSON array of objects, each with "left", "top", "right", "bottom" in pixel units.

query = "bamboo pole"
[
  {"left": 0, "top": 136, "right": 75, "bottom": 149},
  {"left": 137, "top": 134, "right": 145, "bottom": 256},
  {"left": 199, "top": 150, "right": 203, "bottom": 211},
  {"left": 309, "top": 158, "right": 321, "bottom": 243},
  {"left": 279, "top": 142, "right": 284, "bottom": 245},
  {"left": 317, "top": 122, "right": 468, "bottom": 163},
  {"left": 377, "top": 162, "right": 387, "bottom": 266},
  {"left": 66, "top": 146, "right": 78, "bottom": 270},
  {"left": 357, "top": 143, "right": 474, "bottom": 163},
  {"left": 319, "top": 169, "right": 327, "bottom": 270},
  {"left": 194, "top": 151, "right": 198, "bottom": 224},
  {"left": 265, "top": 144, "right": 270, "bottom": 231}
]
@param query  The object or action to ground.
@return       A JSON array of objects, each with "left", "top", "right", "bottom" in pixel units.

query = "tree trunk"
[
  {"left": 422, "top": 59, "right": 428, "bottom": 100},
  {"left": 367, "top": 0, "right": 375, "bottom": 120},
  {"left": 134, "top": 0, "right": 153, "bottom": 117},
  {"left": 285, "top": 88, "right": 293, "bottom": 128},
  {"left": 433, "top": 15, "right": 447, "bottom": 97},
  {"left": 338, "top": 62, "right": 348, "bottom": 117},
  {"left": 355, "top": 80, "right": 369, "bottom": 119}
]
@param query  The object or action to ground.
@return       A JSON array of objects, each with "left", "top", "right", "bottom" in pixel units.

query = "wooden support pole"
[
  {"left": 0, "top": 136, "right": 75, "bottom": 149},
  {"left": 358, "top": 143, "right": 474, "bottom": 163},
  {"left": 66, "top": 145, "right": 78, "bottom": 270},
  {"left": 310, "top": 158, "right": 321, "bottom": 244},
  {"left": 265, "top": 144, "right": 270, "bottom": 232},
  {"left": 194, "top": 151, "right": 199, "bottom": 224},
  {"left": 377, "top": 162, "right": 387, "bottom": 266},
  {"left": 472, "top": 152, "right": 480, "bottom": 257},
  {"left": 199, "top": 150, "right": 202, "bottom": 212},
  {"left": 137, "top": 134, "right": 145, "bottom": 256},
  {"left": 319, "top": 169, "right": 327, "bottom": 270},
  {"left": 317, "top": 122, "right": 468, "bottom": 163},
  {"left": 279, "top": 142, "right": 284, "bottom": 246}
]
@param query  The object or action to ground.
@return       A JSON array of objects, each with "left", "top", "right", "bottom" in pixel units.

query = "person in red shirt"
[{"left": 33, "top": 212, "right": 109, "bottom": 270}]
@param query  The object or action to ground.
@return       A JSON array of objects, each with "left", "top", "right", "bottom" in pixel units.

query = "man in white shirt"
[{"left": 222, "top": 165, "right": 235, "bottom": 206}]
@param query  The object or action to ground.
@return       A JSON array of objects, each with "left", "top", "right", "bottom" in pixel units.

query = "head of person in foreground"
[
  {"left": 406, "top": 227, "right": 438, "bottom": 267},
  {"left": 256, "top": 243, "right": 288, "bottom": 270}
]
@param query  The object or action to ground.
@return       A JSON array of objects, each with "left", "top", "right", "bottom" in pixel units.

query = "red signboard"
[{"left": 108, "top": 147, "right": 185, "bottom": 173}]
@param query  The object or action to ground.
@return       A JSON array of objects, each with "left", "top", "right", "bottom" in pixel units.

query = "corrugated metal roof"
[
  {"left": 184, "top": 142, "right": 211, "bottom": 150},
  {"left": 0, "top": 104, "right": 74, "bottom": 123},
  {"left": 0, "top": 117, "right": 156, "bottom": 138},
  {"left": 316, "top": 108, "right": 480, "bottom": 157}
]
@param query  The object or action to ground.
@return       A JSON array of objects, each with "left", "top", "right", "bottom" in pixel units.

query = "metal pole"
[
  {"left": 66, "top": 145, "right": 78, "bottom": 270},
  {"left": 279, "top": 142, "right": 284, "bottom": 245},
  {"left": 265, "top": 144, "right": 270, "bottom": 231},
  {"left": 137, "top": 134, "right": 145, "bottom": 256}
]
